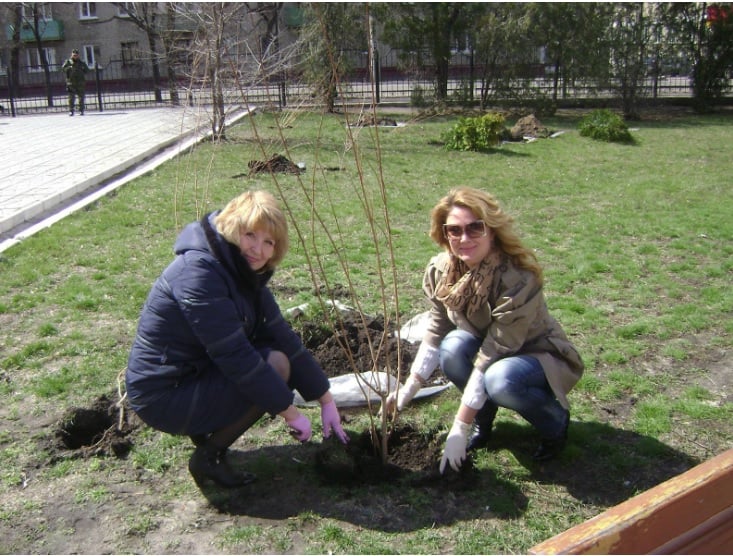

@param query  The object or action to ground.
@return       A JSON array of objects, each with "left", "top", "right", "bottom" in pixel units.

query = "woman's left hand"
[{"left": 321, "top": 400, "right": 349, "bottom": 444}]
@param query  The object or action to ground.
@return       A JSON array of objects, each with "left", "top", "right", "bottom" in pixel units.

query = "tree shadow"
[
  {"left": 193, "top": 434, "right": 527, "bottom": 533},
  {"left": 192, "top": 418, "right": 696, "bottom": 533}
]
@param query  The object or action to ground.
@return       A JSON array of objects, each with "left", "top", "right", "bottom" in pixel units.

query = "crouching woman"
[{"left": 126, "top": 190, "right": 348, "bottom": 488}]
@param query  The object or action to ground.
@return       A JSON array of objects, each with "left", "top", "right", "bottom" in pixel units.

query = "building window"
[
  {"left": 26, "top": 47, "right": 56, "bottom": 72},
  {"left": 117, "top": 2, "right": 132, "bottom": 18},
  {"left": 22, "top": 3, "right": 53, "bottom": 21},
  {"left": 79, "top": 2, "right": 97, "bottom": 20},
  {"left": 121, "top": 41, "right": 141, "bottom": 66},
  {"left": 82, "top": 45, "right": 97, "bottom": 68}
]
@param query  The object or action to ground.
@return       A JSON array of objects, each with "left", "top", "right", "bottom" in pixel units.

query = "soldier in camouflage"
[{"left": 61, "top": 49, "right": 90, "bottom": 116}]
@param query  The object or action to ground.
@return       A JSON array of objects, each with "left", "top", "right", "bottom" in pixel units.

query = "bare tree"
[
  {"left": 298, "top": 3, "right": 367, "bottom": 113},
  {"left": 3, "top": 3, "right": 23, "bottom": 99},
  {"left": 22, "top": 2, "right": 55, "bottom": 107},
  {"left": 113, "top": 2, "right": 164, "bottom": 102},
  {"left": 608, "top": 3, "right": 651, "bottom": 120},
  {"left": 161, "top": 2, "right": 180, "bottom": 105}
]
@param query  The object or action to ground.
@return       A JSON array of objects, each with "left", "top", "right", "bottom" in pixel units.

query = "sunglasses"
[{"left": 443, "top": 220, "right": 487, "bottom": 240}]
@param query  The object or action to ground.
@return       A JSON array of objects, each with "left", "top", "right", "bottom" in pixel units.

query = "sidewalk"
[{"left": 0, "top": 105, "right": 249, "bottom": 252}]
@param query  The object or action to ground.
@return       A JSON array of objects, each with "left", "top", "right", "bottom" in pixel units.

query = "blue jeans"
[{"left": 439, "top": 329, "right": 568, "bottom": 438}]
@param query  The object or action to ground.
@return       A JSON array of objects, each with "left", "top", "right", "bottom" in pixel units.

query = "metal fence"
[{"left": 0, "top": 54, "right": 720, "bottom": 117}]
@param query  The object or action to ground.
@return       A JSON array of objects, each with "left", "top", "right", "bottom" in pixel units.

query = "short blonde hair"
[
  {"left": 215, "top": 190, "right": 289, "bottom": 270},
  {"left": 429, "top": 187, "right": 543, "bottom": 284}
]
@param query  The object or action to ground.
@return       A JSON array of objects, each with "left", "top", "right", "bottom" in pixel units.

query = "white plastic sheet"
[{"left": 293, "top": 371, "right": 451, "bottom": 408}]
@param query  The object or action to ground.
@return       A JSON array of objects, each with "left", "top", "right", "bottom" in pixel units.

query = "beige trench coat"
[{"left": 421, "top": 252, "right": 584, "bottom": 409}]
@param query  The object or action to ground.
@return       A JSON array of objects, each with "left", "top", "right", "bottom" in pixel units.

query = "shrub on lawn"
[
  {"left": 579, "top": 109, "right": 635, "bottom": 143},
  {"left": 442, "top": 112, "right": 506, "bottom": 152}
]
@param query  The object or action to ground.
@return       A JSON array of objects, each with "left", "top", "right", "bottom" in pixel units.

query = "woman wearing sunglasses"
[
  {"left": 384, "top": 187, "right": 583, "bottom": 474},
  {"left": 126, "top": 190, "right": 348, "bottom": 489}
]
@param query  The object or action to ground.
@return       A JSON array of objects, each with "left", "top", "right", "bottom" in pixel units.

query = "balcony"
[
  {"left": 6, "top": 19, "right": 64, "bottom": 43},
  {"left": 283, "top": 5, "right": 304, "bottom": 28}
]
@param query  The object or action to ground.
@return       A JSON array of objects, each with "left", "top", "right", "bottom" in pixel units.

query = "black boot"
[
  {"left": 467, "top": 404, "right": 497, "bottom": 452},
  {"left": 188, "top": 441, "right": 256, "bottom": 488},
  {"left": 533, "top": 410, "right": 570, "bottom": 462}
]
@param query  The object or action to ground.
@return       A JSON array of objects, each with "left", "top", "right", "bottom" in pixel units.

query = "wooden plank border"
[{"left": 529, "top": 448, "right": 733, "bottom": 554}]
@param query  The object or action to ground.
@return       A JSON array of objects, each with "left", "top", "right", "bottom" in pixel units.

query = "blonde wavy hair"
[
  {"left": 429, "top": 187, "right": 543, "bottom": 284},
  {"left": 215, "top": 190, "right": 289, "bottom": 271}
]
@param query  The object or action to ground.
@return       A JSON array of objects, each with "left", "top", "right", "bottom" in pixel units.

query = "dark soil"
[
  {"left": 47, "top": 311, "right": 423, "bottom": 481},
  {"left": 246, "top": 154, "right": 302, "bottom": 176}
]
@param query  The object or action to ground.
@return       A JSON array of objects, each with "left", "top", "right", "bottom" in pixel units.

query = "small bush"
[
  {"left": 579, "top": 109, "right": 635, "bottom": 143},
  {"left": 442, "top": 112, "right": 506, "bottom": 152}
]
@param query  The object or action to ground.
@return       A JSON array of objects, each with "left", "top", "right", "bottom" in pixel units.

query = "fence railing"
[{"left": 0, "top": 56, "right": 722, "bottom": 117}]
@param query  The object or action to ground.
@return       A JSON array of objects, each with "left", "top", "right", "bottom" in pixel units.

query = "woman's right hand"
[{"left": 281, "top": 406, "right": 312, "bottom": 442}]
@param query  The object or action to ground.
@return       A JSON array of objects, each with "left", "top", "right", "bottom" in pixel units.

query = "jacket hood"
[{"left": 173, "top": 218, "right": 211, "bottom": 256}]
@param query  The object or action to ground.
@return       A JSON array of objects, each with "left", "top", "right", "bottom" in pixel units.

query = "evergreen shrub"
[{"left": 579, "top": 109, "right": 635, "bottom": 143}]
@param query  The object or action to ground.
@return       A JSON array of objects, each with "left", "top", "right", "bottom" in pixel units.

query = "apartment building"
[
  {"left": 2, "top": 3, "right": 157, "bottom": 73},
  {"left": 2, "top": 2, "right": 304, "bottom": 79}
]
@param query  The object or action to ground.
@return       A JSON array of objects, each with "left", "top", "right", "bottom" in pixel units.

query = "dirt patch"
[
  {"left": 354, "top": 114, "right": 398, "bottom": 127},
  {"left": 246, "top": 154, "right": 302, "bottom": 176},
  {"left": 509, "top": 114, "right": 552, "bottom": 140},
  {"left": 306, "top": 312, "right": 418, "bottom": 376},
  {"left": 315, "top": 423, "right": 472, "bottom": 488},
  {"left": 49, "top": 394, "right": 143, "bottom": 461}
]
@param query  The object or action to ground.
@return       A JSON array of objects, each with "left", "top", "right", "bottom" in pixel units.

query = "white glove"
[
  {"left": 397, "top": 374, "right": 422, "bottom": 410},
  {"left": 383, "top": 374, "right": 421, "bottom": 416},
  {"left": 440, "top": 418, "right": 471, "bottom": 474},
  {"left": 382, "top": 343, "right": 440, "bottom": 415},
  {"left": 461, "top": 367, "right": 488, "bottom": 410}
]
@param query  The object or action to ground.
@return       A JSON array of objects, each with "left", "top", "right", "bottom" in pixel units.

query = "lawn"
[{"left": 0, "top": 106, "right": 731, "bottom": 554}]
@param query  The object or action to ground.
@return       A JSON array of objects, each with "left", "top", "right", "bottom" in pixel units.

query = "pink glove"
[
  {"left": 285, "top": 412, "right": 312, "bottom": 442},
  {"left": 321, "top": 400, "right": 349, "bottom": 444}
]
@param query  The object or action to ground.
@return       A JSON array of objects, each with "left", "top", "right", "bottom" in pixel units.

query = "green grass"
[{"left": 0, "top": 107, "right": 732, "bottom": 554}]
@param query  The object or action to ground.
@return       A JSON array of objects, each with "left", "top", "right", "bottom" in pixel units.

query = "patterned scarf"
[{"left": 435, "top": 252, "right": 502, "bottom": 316}]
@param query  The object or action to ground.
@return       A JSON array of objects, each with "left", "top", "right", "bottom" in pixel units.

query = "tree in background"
[
  {"left": 299, "top": 3, "right": 367, "bottom": 113},
  {"left": 661, "top": 2, "right": 733, "bottom": 111},
  {"left": 22, "top": 2, "right": 56, "bottom": 107},
  {"left": 114, "top": 2, "right": 165, "bottom": 103},
  {"left": 526, "top": 3, "right": 613, "bottom": 105},
  {"left": 607, "top": 3, "right": 653, "bottom": 120},
  {"left": 3, "top": 3, "right": 23, "bottom": 99},
  {"left": 470, "top": 4, "right": 539, "bottom": 111},
  {"left": 161, "top": 2, "right": 181, "bottom": 106},
  {"left": 376, "top": 2, "right": 473, "bottom": 102}
]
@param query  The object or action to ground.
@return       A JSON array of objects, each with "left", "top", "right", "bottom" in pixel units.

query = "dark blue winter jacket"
[{"left": 126, "top": 212, "right": 330, "bottom": 417}]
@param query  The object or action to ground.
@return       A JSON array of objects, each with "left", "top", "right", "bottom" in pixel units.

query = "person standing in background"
[{"left": 61, "top": 49, "right": 89, "bottom": 116}]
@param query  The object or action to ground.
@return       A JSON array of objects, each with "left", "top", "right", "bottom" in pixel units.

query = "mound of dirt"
[
  {"left": 306, "top": 313, "right": 418, "bottom": 377},
  {"left": 510, "top": 114, "right": 551, "bottom": 140},
  {"left": 247, "top": 154, "right": 301, "bottom": 175}
]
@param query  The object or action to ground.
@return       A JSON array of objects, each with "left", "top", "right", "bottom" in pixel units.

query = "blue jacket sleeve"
[{"left": 258, "top": 288, "right": 331, "bottom": 401}]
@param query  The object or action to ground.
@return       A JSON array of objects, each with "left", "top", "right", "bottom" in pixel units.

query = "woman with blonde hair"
[
  {"left": 127, "top": 190, "right": 348, "bottom": 488},
  {"left": 385, "top": 187, "right": 583, "bottom": 473}
]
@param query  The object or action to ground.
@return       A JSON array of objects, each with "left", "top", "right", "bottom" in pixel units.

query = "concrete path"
[{"left": 0, "top": 105, "right": 249, "bottom": 252}]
